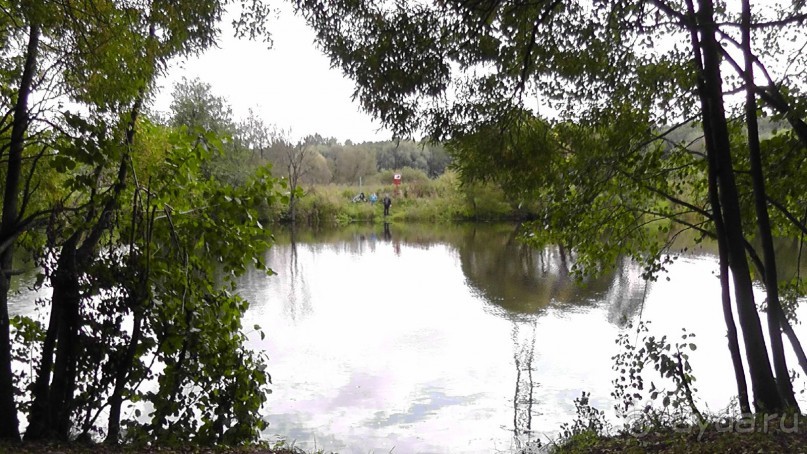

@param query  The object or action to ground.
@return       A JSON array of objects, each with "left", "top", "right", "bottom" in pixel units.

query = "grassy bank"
[
  {"left": 9, "top": 419, "right": 806, "bottom": 454},
  {"left": 272, "top": 170, "right": 535, "bottom": 225},
  {"left": 552, "top": 420, "right": 807, "bottom": 453},
  {"left": 0, "top": 441, "right": 323, "bottom": 454}
]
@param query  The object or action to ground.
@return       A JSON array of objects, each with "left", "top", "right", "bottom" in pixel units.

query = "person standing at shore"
[{"left": 383, "top": 194, "right": 392, "bottom": 216}]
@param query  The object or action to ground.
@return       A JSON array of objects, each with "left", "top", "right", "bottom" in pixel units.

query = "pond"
[
  {"left": 8, "top": 222, "right": 807, "bottom": 453},
  {"left": 235, "top": 222, "right": 807, "bottom": 453}
]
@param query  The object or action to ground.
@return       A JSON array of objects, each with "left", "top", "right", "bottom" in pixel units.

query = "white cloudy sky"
[{"left": 152, "top": 3, "right": 390, "bottom": 144}]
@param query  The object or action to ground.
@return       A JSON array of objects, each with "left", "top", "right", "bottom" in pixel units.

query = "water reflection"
[
  {"left": 236, "top": 223, "right": 673, "bottom": 453},
  {"left": 455, "top": 224, "right": 647, "bottom": 325},
  {"left": 512, "top": 320, "right": 538, "bottom": 450},
  {"left": 8, "top": 222, "right": 807, "bottom": 453}
]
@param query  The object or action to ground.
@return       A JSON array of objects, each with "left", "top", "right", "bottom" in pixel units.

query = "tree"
[
  {"left": 0, "top": 8, "right": 41, "bottom": 440},
  {"left": 168, "top": 77, "right": 257, "bottom": 186},
  {"left": 170, "top": 77, "right": 235, "bottom": 134},
  {"left": 332, "top": 146, "right": 376, "bottom": 184},
  {"left": 299, "top": 151, "right": 333, "bottom": 184},
  {"left": 293, "top": 0, "right": 807, "bottom": 413},
  {"left": 266, "top": 132, "right": 317, "bottom": 222},
  {"left": 24, "top": 0, "right": 224, "bottom": 440},
  {"left": 0, "top": 0, "right": 278, "bottom": 443},
  {"left": 0, "top": 0, "right": 168, "bottom": 438},
  {"left": 236, "top": 108, "right": 273, "bottom": 160}
]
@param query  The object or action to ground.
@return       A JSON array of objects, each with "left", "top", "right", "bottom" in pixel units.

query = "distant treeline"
[
  {"left": 255, "top": 134, "right": 452, "bottom": 185},
  {"left": 165, "top": 77, "right": 451, "bottom": 188}
]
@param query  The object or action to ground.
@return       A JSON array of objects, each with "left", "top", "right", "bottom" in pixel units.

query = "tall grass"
[{"left": 287, "top": 169, "right": 532, "bottom": 226}]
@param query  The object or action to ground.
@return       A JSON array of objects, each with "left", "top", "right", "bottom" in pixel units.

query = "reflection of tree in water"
[
  {"left": 270, "top": 222, "right": 649, "bottom": 322},
  {"left": 512, "top": 318, "right": 539, "bottom": 451},
  {"left": 457, "top": 225, "right": 646, "bottom": 323},
  {"left": 603, "top": 259, "right": 648, "bottom": 327},
  {"left": 281, "top": 228, "right": 313, "bottom": 321}
]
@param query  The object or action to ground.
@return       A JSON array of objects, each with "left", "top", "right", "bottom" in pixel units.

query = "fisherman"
[{"left": 383, "top": 194, "right": 392, "bottom": 216}]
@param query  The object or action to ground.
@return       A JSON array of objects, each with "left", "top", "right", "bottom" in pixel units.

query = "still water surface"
[
  {"left": 236, "top": 223, "right": 807, "bottom": 453},
  {"left": 8, "top": 222, "right": 807, "bottom": 453}
]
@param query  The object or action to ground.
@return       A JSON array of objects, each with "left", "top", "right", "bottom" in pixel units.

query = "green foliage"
[
  {"left": 459, "top": 181, "right": 514, "bottom": 221},
  {"left": 612, "top": 322, "right": 701, "bottom": 426},
  {"left": 373, "top": 141, "right": 450, "bottom": 177},
  {"left": 167, "top": 77, "right": 258, "bottom": 187},
  {"left": 559, "top": 392, "right": 610, "bottom": 440},
  {"left": 293, "top": 0, "right": 807, "bottom": 435},
  {"left": 0, "top": 0, "right": 286, "bottom": 445},
  {"left": 169, "top": 77, "right": 235, "bottom": 134},
  {"left": 9, "top": 315, "right": 44, "bottom": 415},
  {"left": 552, "top": 392, "right": 612, "bottom": 454},
  {"left": 461, "top": 109, "right": 709, "bottom": 280},
  {"left": 26, "top": 117, "right": 280, "bottom": 443},
  {"left": 118, "top": 124, "right": 279, "bottom": 444},
  {"left": 291, "top": 0, "right": 807, "bottom": 283}
]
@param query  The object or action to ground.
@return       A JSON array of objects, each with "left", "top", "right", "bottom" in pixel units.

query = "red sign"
[{"left": 393, "top": 174, "right": 402, "bottom": 186}]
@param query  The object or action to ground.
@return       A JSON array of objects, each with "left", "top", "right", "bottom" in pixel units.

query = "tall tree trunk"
[
  {"left": 105, "top": 15, "right": 157, "bottom": 437},
  {"left": 26, "top": 231, "right": 82, "bottom": 441},
  {"left": 0, "top": 22, "right": 40, "bottom": 442},
  {"left": 697, "top": 0, "right": 782, "bottom": 413},
  {"left": 741, "top": 0, "right": 799, "bottom": 410},
  {"left": 684, "top": 0, "right": 750, "bottom": 414},
  {"left": 289, "top": 192, "right": 297, "bottom": 224},
  {"left": 47, "top": 245, "right": 82, "bottom": 439},
  {"left": 288, "top": 161, "right": 298, "bottom": 224}
]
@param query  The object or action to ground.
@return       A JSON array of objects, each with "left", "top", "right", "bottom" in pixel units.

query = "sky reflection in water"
[
  {"left": 9, "top": 223, "right": 806, "bottom": 453},
  {"left": 234, "top": 223, "right": 807, "bottom": 453}
]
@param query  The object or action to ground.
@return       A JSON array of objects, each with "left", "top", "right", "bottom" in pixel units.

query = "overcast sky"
[{"left": 152, "top": 3, "right": 391, "bottom": 144}]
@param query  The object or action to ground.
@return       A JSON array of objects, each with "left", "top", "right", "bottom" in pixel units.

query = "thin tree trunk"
[
  {"left": 782, "top": 315, "right": 807, "bottom": 377},
  {"left": 105, "top": 14, "right": 157, "bottom": 437},
  {"left": 106, "top": 189, "right": 149, "bottom": 443},
  {"left": 0, "top": 22, "right": 40, "bottom": 442},
  {"left": 105, "top": 307, "right": 144, "bottom": 443},
  {"left": 744, "top": 236, "right": 807, "bottom": 384},
  {"left": 289, "top": 192, "right": 297, "bottom": 223},
  {"left": 741, "top": 0, "right": 799, "bottom": 410},
  {"left": 711, "top": 158, "right": 752, "bottom": 414},
  {"left": 25, "top": 277, "right": 62, "bottom": 438},
  {"left": 151, "top": 309, "right": 192, "bottom": 434}
]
